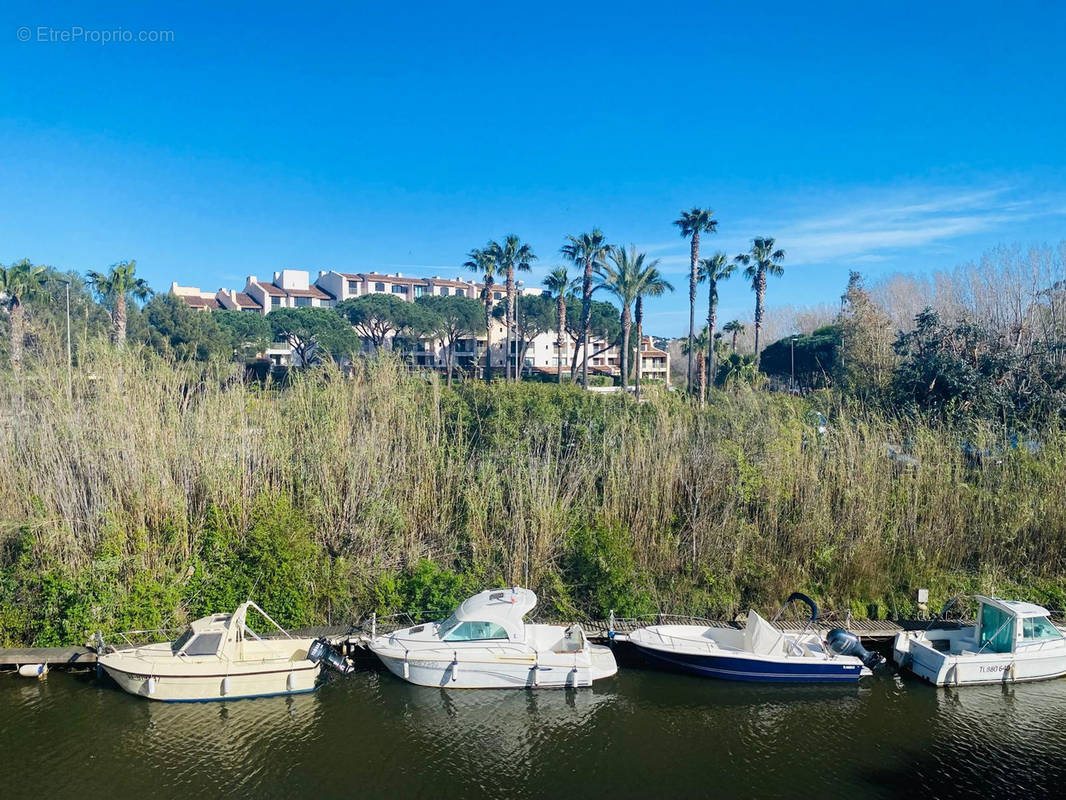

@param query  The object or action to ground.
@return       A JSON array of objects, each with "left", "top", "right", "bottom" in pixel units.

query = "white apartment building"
[{"left": 172, "top": 268, "right": 669, "bottom": 384}]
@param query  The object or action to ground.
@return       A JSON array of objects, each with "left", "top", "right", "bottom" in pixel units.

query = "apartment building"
[
  {"left": 169, "top": 282, "right": 221, "bottom": 310},
  {"left": 171, "top": 268, "right": 670, "bottom": 385},
  {"left": 242, "top": 270, "right": 335, "bottom": 312}
]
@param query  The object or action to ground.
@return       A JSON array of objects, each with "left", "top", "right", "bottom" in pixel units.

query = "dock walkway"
[{"left": 0, "top": 618, "right": 915, "bottom": 669}]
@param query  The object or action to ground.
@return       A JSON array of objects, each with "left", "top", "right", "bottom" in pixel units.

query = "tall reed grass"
[{"left": 1, "top": 347, "right": 1065, "bottom": 645}]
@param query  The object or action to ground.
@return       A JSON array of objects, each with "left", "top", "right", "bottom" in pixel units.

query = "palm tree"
[
  {"left": 723, "top": 319, "right": 745, "bottom": 351},
  {"left": 682, "top": 326, "right": 711, "bottom": 405},
  {"left": 673, "top": 207, "right": 718, "bottom": 392},
  {"left": 542, "top": 267, "right": 573, "bottom": 384},
  {"left": 561, "top": 229, "right": 610, "bottom": 389},
  {"left": 463, "top": 245, "right": 498, "bottom": 380},
  {"left": 734, "top": 238, "right": 785, "bottom": 362},
  {"left": 87, "top": 260, "right": 152, "bottom": 346},
  {"left": 697, "top": 252, "right": 735, "bottom": 402},
  {"left": 486, "top": 236, "right": 536, "bottom": 381},
  {"left": 0, "top": 259, "right": 48, "bottom": 373},
  {"left": 631, "top": 262, "right": 673, "bottom": 401},
  {"left": 598, "top": 246, "right": 648, "bottom": 392}
]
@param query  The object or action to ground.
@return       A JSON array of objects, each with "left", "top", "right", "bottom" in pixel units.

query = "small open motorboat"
[
  {"left": 627, "top": 593, "right": 882, "bottom": 683},
  {"left": 893, "top": 595, "right": 1066, "bottom": 686},
  {"left": 97, "top": 602, "right": 348, "bottom": 702},
  {"left": 368, "top": 587, "right": 618, "bottom": 689}
]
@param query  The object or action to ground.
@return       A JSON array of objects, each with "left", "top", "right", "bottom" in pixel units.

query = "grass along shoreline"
[{"left": 2, "top": 349, "right": 1065, "bottom": 647}]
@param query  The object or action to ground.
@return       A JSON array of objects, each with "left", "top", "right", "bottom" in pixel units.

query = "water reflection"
[{"left": 4, "top": 666, "right": 1066, "bottom": 799}]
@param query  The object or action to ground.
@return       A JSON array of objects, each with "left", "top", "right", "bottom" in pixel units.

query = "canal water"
[{"left": 3, "top": 650, "right": 1066, "bottom": 799}]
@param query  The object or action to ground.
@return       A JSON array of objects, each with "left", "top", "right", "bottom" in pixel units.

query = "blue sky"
[{"left": 2, "top": 1, "right": 1065, "bottom": 336}]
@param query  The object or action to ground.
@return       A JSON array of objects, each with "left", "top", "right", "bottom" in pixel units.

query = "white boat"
[
  {"left": 97, "top": 602, "right": 330, "bottom": 702},
  {"left": 627, "top": 593, "right": 882, "bottom": 683},
  {"left": 368, "top": 587, "right": 618, "bottom": 689},
  {"left": 893, "top": 595, "right": 1066, "bottom": 686}
]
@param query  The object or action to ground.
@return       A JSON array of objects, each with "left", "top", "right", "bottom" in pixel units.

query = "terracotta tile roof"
[
  {"left": 359, "top": 272, "right": 429, "bottom": 286},
  {"left": 426, "top": 277, "right": 477, "bottom": 288},
  {"left": 180, "top": 295, "right": 221, "bottom": 309},
  {"left": 285, "top": 286, "right": 332, "bottom": 299},
  {"left": 256, "top": 282, "right": 287, "bottom": 296},
  {"left": 233, "top": 292, "right": 262, "bottom": 309}
]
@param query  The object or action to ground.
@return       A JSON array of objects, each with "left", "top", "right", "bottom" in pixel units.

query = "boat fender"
[
  {"left": 826, "top": 628, "right": 884, "bottom": 669},
  {"left": 222, "top": 676, "right": 231, "bottom": 696},
  {"left": 17, "top": 663, "right": 47, "bottom": 679},
  {"left": 286, "top": 672, "right": 295, "bottom": 691},
  {"left": 147, "top": 676, "right": 156, "bottom": 696},
  {"left": 402, "top": 654, "right": 410, "bottom": 680},
  {"left": 451, "top": 652, "right": 459, "bottom": 682},
  {"left": 1009, "top": 662, "right": 1016, "bottom": 682}
]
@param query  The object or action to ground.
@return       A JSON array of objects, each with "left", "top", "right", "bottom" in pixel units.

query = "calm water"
[{"left": 3, "top": 647, "right": 1066, "bottom": 799}]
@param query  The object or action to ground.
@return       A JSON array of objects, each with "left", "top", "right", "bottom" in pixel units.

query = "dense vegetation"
[
  {"left": 4, "top": 244, "right": 1066, "bottom": 646},
  {"left": 3, "top": 348, "right": 1066, "bottom": 647}
]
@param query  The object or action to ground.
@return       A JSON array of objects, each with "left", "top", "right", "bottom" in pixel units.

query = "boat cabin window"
[
  {"left": 441, "top": 621, "right": 509, "bottom": 642},
  {"left": 171, "top": 627, "right": 195, "bottom": 653},
  {"left": 1022, "top": 617, "right": 1062, "bottom": 641},
  {"left": 182, "top": 633, "right": 223, "bottom": 656},
  {"left": 979, "top": 604, "right": 1015, "bottom": 653}
]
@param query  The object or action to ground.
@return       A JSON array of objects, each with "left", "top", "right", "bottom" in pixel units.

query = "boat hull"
[
  {"left": 99, "top": 661, "right": 321, "bottom": 702},
  {"left": 893, "top": 632, "right": 1066, "bottom": 687},
  {"left": 631, "top": 642, "right": 866, "bottom": 683},
  {"left": 371, "top": 644, "right": 617, "bottom": 689}
]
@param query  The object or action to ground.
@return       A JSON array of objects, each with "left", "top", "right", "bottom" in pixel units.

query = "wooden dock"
[
  {"left": 0, "top": 646, "right": 97, "bottom": 667},
  {"left": 0, "top": 618, "right": 917, "bottom": 669}
]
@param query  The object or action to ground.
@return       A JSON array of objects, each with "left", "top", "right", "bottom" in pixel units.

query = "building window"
[
  {"left": 271, "top": 296, "right": 281, "bottom": 308},
  {"left": 392, "top": 284, "right": 407, "bottom": 295},
  {"left": 347, "top": 280, "right": 358, "bottom": 293},
  {"left": 440, "top": 287, "right": 449, "bottom": 296},
  {"left": 456, "top": 288, "right": 466, "bottom": 297},
  {"left": 494, "top": 291, "right": 503, "bottom": 300},
  {"left": 294, "top": 296, "right": 312, "bottom": 307},
  {"left": 414, "top": 285, "right": 425, "bottom": 298},
  {"left": 242, "top": 307, "right": 258, "bottom": 313},
  {"left": 375, "top": 282, "right": 385, "bottom": 292}
]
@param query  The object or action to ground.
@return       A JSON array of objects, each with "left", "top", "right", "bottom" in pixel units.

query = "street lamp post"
[
  {"left": 56, "top": 276, "right": 72, "bottom": 401},
  {"left": 790, "top": 334, "right": 797, "bottom": 394}
]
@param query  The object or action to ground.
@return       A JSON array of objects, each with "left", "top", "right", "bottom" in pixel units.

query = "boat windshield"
[
  {"left": 1023, "top": 617, "right": 1062, "bottom": 641},
  {"left": 442, "top": 621, "right": 509, "bottom": 642},
  {"left": 436, "top": 613, "right": 460, "bottom": 639},
  {"left": 171, "top": 627, "right": 195, "bottom": 653},
  {"left": 979, "top": 603, "right": 1015, "bottom": 653}
]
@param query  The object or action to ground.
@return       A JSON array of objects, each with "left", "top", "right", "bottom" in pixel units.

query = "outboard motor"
[
  {"left": 307, "top": 637, "right": 354, "bottom": 675},
  {"left": 826, "top": 628, "right": 884, "bottom": 669}
]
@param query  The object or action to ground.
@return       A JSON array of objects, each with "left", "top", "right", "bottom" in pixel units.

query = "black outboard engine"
[
  {"left": 826, "top": 628, "right": 884, "bottom": 669},
  {"left": 307, "top": 637, "right": 354, "bottom": 675}
]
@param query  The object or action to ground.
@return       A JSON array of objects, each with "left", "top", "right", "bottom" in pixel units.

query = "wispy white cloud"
[
  {"left": 640, "top": 186, "right": 1066, "bottom": 272},
  {"left": 737, "top": 188, "right": 1066, "bottom": 266}
]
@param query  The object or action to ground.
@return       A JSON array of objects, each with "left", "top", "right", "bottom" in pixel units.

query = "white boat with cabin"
[
  {"left": 97, "top": 602, "right": 326, "bottom": 702},
  {"left": 893, "top": 596, "right": 1066, "bottom": 686},
  {"left": 368, "top": 587, "right": 618, "bottom": 689}
]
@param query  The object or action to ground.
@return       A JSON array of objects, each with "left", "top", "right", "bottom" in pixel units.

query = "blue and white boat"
[{"left": 627, "top": 593, "right": 881, "bottom": 683}]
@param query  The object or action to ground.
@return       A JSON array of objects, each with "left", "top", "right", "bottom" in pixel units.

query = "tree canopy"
[
  {"left": 268, "top": 307, "right": 361, "bottom": 365},
  {"left": 137, "top": 294, "right": 233, "bottom": 361},
  {"left": 336, "top": 294, "right": 429, "bottom": 348}
]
